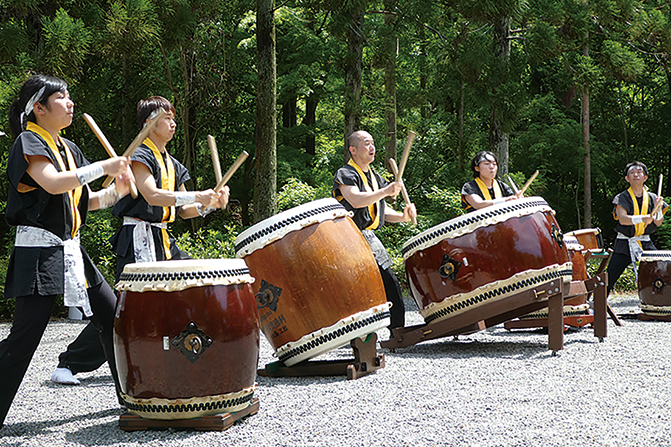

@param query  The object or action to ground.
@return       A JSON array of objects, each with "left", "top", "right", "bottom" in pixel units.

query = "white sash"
[
  {"left": 15, "top": 225, "right": 92, "bottom": 317},
  {"left": 123, "top": 216, "right": 168, "bottom": 263},
  {"left": 617, "top": 232, "right": 651, "bottom": 280}
]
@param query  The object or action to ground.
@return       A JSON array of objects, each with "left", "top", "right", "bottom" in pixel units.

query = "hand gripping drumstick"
[
  {"left": 397, "top": 131, "right": 416, "bottom": 181},
  {"left": 207, "top": 135, "right": 223, "bottom": 185},
  {"left": 215, "top": 151, "right": 249, "bottom": 191},
  {"left": 519, "top": 170, "right": 539, "bottom": 196},
  {"left": 82, "top": 113, "right": 138, "bottom": 198},
  {"left": 102, "top": 109, "right": 166, "bottom": 188},
  {"left": 389, "top": 158, "right": 417, "bottom": 225}
]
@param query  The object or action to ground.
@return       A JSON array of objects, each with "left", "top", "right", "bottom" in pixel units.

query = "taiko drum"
[
  {"left": 235, "top": 198, "right": 390, "bottom": 366},
  {"left": 638, "top": 251, "right": 671, "bottom": 317},
  {"left": 114, "top": 259, "right": 259, "bottom": 420},
  {"left": 403, "top": 197, "right": 573, "bottom": 327}
]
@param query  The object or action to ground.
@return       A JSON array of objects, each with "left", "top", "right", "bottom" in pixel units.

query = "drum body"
[
  {"left": 638, "top": 251, "right": 671, "bottom": 316},
  {"left": 235, "top": 198, "right": 390, "bottom": 366},
  {"left": 114, "top": 259, "right": 259, "bottom": 420},
  {"left": 403, "top": 197, "right": 572, "bottom": 325}
]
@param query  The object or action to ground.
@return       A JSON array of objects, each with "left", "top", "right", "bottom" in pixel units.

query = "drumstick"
[
  {"left": 389, "top": 158, "right": 417, "bottom": 225},
  {"left": 519, "top": 170, "right": 539, "bottom": 196},
  {"left": 507, "top": 175, "right": 520, "bottom": 194},
  {"left": 650, "top": 174, "right": 664, "bottom": 218},
  {"left": 102, "top": 108, "right": 166, "bottom": 187},
  {"left": 215, "top": 151, "right": 249, "bottom": 191},
  {"left": 83, "top": 113, "right": 138, "bottom": 198},
  {"left": 397, "top": 131, "right": 416, "bottom": 181},
  {"left": 207, "top": 135, "right": 223, "bottom": 184}
]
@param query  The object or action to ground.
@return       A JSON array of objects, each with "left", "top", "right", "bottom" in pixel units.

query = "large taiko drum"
[
  {"left": 235, "top": 198, "right": 390, "bottom": 367},
  {"left": 403, "top": 197, "right": 573, "bottom": 327},
  {"left": 114, "top": 259, "right": 259, "bottom": 420},
  {"left": 638, "top": 251, "right": 671, "bottom": 317}
]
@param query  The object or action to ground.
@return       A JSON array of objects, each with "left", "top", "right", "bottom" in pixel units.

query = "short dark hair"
[
  {"left": 470, "top": 151, "right": 498, "bottom": 178},
  {"left": 624, "top": 161, "right": 648, "bottom": 177},
  {"left": 136, "top": 96, "right": 176, "bottom": 129},
  {"left": 8, "top": 74, "right": 68, "bottom": 137}
]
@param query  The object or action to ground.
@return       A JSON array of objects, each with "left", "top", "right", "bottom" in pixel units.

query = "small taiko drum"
[
  {"left": 638, "top": 251, "right": 671, "bottom": 317},
  {"left": 235, "top": 198, "right": 390, "bottom": 367},
  {"left": 564, "top": 228, "right": 603, "bottom": 252},
  {"left": 114, "top": 259, "right": 259, "bottom": 420},
  {"left": 403, "top": 197, "right": 573, "bottom": 327}
]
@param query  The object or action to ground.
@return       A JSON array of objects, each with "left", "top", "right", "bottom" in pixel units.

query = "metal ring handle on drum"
[
  {"left": 439, "top": 255, "right": 462, "bottom": 281},
  {"left": 654, "top": 277, "right": 665, "bottom": 292}
]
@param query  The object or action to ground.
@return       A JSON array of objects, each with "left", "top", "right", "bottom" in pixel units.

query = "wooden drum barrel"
[
  {"left": 564, "top": 228, "right": 604, "bottom": 252},
  {"left": 638, "top": 251, "right": 671, "bottom": 317},
  {"left": 114, "top": 259, "right": 259, "bottom": 420},
  {"left": 235, "top": 198, "right": 390, "bottom": 367},
  {"left": 403, "top": 197, "right": 573, "bottom": 326}
]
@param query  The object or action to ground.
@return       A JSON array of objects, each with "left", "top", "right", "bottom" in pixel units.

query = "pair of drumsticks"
[{"left": 83, "top": 112, "right": 247, "bottom": 198}]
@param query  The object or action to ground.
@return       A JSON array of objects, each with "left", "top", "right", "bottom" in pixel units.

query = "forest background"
[{"left": 2, "top": 0, "right": 671, "bottom": 319}]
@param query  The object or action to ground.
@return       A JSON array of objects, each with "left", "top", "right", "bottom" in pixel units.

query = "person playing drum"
[
  {"left": 461, "top": 151, "right": 521, "bottom": 211},
  {"left": 333, "top": 130, "right": 417, "bottom": 331},
  {"left": 0, "top": 74, "right": 133, "bottom": 428},
  {"left": 50, "top": 96, "right": 230, "bottom": 385},
  {"left": 607, "top": 161, "right": 668, "bottom": 295}
]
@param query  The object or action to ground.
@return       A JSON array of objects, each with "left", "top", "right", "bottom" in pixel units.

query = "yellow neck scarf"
[
  {"left": 475, "top": 176, "right": 502, "bottom": 201},
  {"left": 347, "top": 159, "right": 380, "bottom": 230},
  {"left": 145, "top": 138, "right": 176, "bottom": 224},
  {"left": 26, "top": 122, "right": 83, "bottom": 239},
  {"left": 627, "top": 187, "right": 649, "bottom": 237}
]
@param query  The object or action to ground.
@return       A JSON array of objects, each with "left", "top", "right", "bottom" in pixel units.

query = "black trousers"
[
  {"left": 378, "top": 264, "right": 405, "bottom": 329},
  {"left": 0, "top": 282, "right": 120, "bottom": 427},
  {"left": 606, "top": 251, "right": 634, "bottom": 295},
  {"left": 57, "top": 320, "right": 107, "bottom": 373}
]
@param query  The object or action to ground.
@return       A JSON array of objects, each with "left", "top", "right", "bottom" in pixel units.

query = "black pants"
[
  {"left": 378, "top": 264, "right": 405, "bottom": 329},
  {"left": 607, "top": 251, "right": 634, "bottom": 295},
  {"left": 0, "top": 282, "right": 120, "bottom": 427},
  {"left": 57, "top": 321, "right": 107, "bottom": 373}
]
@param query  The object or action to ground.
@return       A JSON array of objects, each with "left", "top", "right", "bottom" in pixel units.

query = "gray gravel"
[{"left": 1, "top": 293, "right": 670, "bottom": 447}]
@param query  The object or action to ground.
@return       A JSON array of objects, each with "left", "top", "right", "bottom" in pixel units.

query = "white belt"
[
  {"left": 617, "top": 232, "right": 651, "bottom": 280},
  {"left": 14, "top": 226, "right": 92, "bottom": 317},
  {"left": 123, "top": 217, "right": 168, "bottom": 263}
]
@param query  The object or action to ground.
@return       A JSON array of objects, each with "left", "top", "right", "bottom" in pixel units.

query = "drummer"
[
  {"left": 607, "top": 161, "right": 668, "bottom": 295},
  {"left": 333, "top": 130, "right": 417, "bottom": 331},
  {"left": 461, "top": 151, "right": 521, "bottom": 211},
  {"left": 50, "top": 96, "right": 230, "bottom": 385}
]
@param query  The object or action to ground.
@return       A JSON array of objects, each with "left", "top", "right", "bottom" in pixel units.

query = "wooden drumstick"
[
  {"left": 397, "top": 131, "right": 416, "bottom": 181},
  {"left": 519, "top": 170, "right": 539, "bottom": 196},
  {"left": 650, "top": 174, "right": 664, "bottom": 218},
  {"left": 389, "top": 158, "right": 417, "bottom": 225},
  {"left": 507, "top": 175, "right": 520, "bottom": 194},
  {"left": 207, "top": 135, "right": 223, "bottom": 185},
  {"left": 102, "top": 108, "right": 166, "bottom": 187},
  {"left": 83, "top": 113, "right": 138, "bottom": 198},
  {"left": 215, "top": 151, "right": 249, "bottom": 191}
]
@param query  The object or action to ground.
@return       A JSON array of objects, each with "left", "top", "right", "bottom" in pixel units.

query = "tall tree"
[{"left": 254, "top": 0, "right": 278, "bottom": 221}]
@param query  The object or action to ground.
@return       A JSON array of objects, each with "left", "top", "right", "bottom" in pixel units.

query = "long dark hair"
[{"left": 8, "top": 74, "right": 68, "bottom": 137}]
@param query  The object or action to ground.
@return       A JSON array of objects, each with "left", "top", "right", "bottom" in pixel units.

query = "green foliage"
[
  {"left": 174, "top": 225, "right": 241, "bottom": 260},
  {"left": 277, "top": 177, "right": 319, "bottom": 212},
  {"left": 41, "top": 8, "right": 93, "bottom": 79}
]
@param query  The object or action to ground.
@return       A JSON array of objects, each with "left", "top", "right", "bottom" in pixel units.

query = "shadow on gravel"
[{"left": 1, "top": 408, "right": 121, "bottom": 437}]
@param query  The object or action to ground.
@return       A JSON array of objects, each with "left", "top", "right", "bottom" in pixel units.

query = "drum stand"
[
  {"left": 257, "top": 333, "right": 385, "bottom": 380},
  {"left": 118, "top": 398, "right": 260, "bottom": 431},
  {"left": 381, "top": 273, "right": 608, "bottom": 354}
]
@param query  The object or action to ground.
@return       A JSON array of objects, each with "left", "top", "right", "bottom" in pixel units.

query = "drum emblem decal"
[
  {"left": 171, "top": 321, "right": 213, "bottom": 363},
  {"left": 654, "top": 277, "right": 665, "bottom": 291},
  {"left": 551, "top": 224, "right": 563, "bottom": 248},
  {"left": 439, "top": 255, "right": 462, "bottom": 281},
  {"left": 256, "top": 279, "right": 281, "bottom": 312}
]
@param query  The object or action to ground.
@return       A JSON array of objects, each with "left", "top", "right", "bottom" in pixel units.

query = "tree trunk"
[
  {"left": 304, "top": 95, "right": 318, "bottom": 157},
  {"left": 489, "top": 15, "right": 511, "bottom": 177},
  {"left": 254, "top": 0, "right": 277, "bottom": 223},
  {"left": 343, "top": 6, "right": 365, "bottom": 160}
]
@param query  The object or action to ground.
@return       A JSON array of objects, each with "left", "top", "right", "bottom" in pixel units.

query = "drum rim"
[
  {"left": 639, "top": 250, "right": 671, "bottom": 261},
  {"left": 234, "top": 197, "right": 350, "bottom": 257},
  {"left": 402, "top": 197, "right": 552, "bottom": 259}
]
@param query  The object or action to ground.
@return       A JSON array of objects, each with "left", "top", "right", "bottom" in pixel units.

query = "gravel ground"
[{"left": 1, "top": 293, "right": 670, "bottom": 447}]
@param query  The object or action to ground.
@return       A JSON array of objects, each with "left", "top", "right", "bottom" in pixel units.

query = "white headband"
[{"left": 22, "top": 86, "right": 46, "bottom": 122}]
